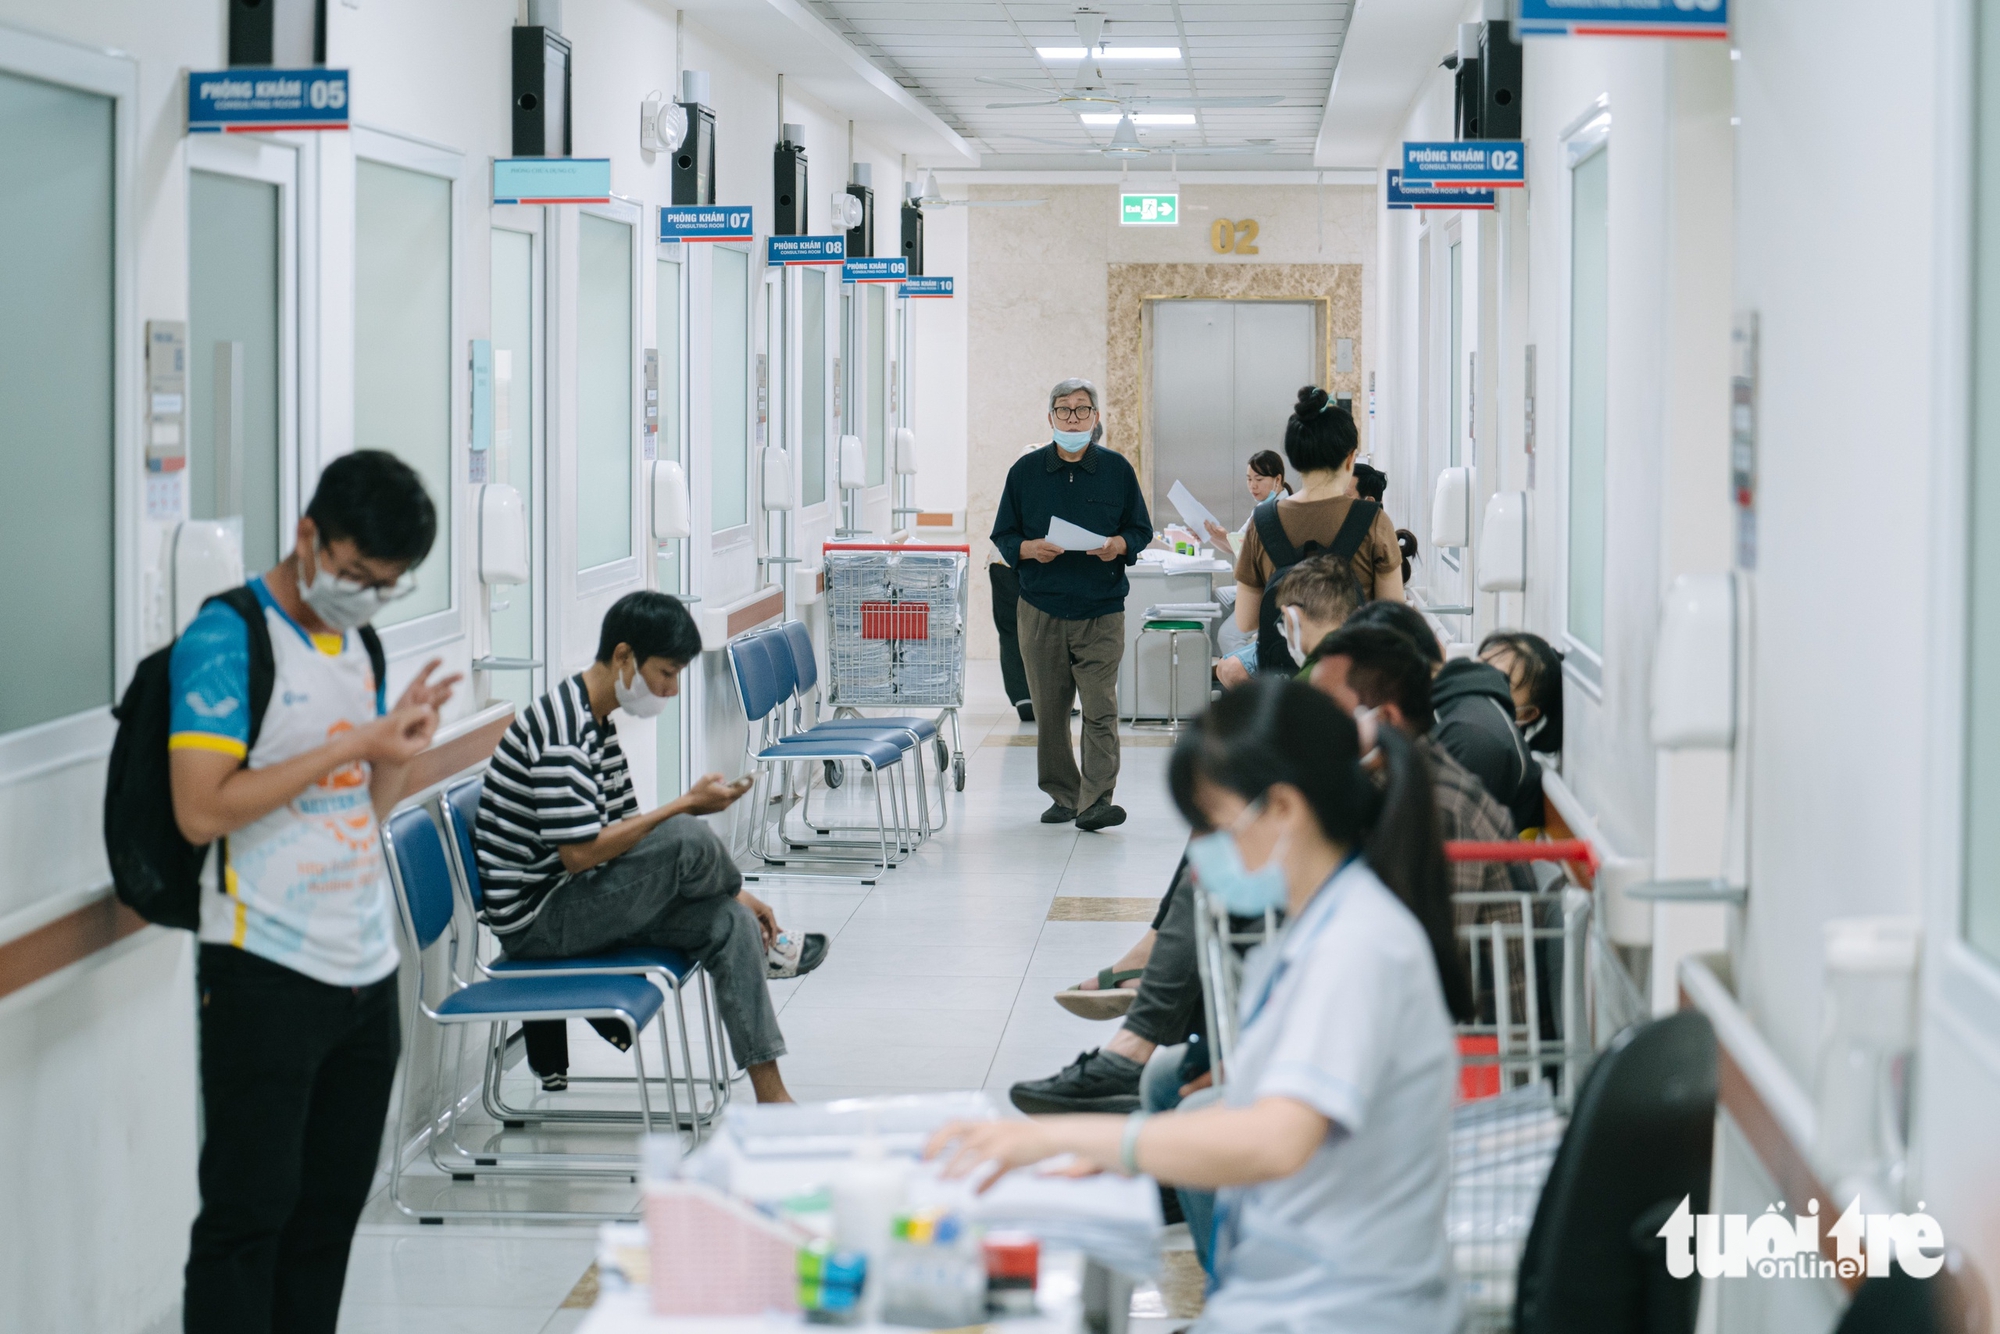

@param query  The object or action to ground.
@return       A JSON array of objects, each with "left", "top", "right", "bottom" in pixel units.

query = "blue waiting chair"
[
  {"left": 434, "top": 777, "right": 730, "bottom": 1138},
  {"left": 730, "top": 633, "right": 912, "bottom": 883},
  {"left": 381, "top": 804, "right": 669, "bottom": 1221}
]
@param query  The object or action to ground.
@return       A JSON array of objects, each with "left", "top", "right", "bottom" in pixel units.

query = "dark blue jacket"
[{"left": 990, "top": 442, "right": 1154, "bottom": 620}]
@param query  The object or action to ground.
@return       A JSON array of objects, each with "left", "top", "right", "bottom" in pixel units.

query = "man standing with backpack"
[{"left": 160, "top": 450, "right": 457, "bottom": 1333}]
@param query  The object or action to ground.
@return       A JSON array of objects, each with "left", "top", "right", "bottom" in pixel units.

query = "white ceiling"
[{"left": 796, "top": 1, "right": 1355, "bottom": 171}]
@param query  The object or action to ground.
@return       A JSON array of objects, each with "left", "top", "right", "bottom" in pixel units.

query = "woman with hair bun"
[{"left": 1232, "top": 386, "right": 1405, "bottom": 674}]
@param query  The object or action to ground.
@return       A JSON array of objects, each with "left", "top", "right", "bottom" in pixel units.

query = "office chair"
[{"left": 1514, "top": 1009, "right": 1717, "bottom": 1334}]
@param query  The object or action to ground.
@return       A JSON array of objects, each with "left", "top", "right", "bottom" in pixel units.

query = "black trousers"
[
  {"left": 987, "top": 561, "right": 1033, "bottom": 708},
  {"left": 184, "top": 944, "right": 400, "bottom": 1334}
]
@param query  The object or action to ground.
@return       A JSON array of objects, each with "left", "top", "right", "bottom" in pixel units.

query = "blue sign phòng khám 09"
[
  {"left": 661, "top": 206, "right": 755, "bottom": 242},
  {"left": 900, "top": 276, "right": 954, "bottom": 298},
  {"left": 1514, "top": 0, "right": 1727, "bottom": 39},
  {"left": 1401, "top": 141, "right": 1525, "bottom": 189},
  {"left": 1385, "top": 171, "right": 1495, "bottom": 211},
  {"left": 843, "top": 257, "right": 907, "bottom": 284},
  {"left": 188, "top": 69, "right": 349, "bottom": 132},
  {"left": 766, "top": 235, "right": 845, "bottom": 264}
]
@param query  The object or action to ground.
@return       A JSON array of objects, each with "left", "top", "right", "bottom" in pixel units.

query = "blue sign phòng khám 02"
[
  {"left": 1515, "top": 0, "right": 1727, "bottom": 39},
  {"left": 844, "top": 257, "right": 907, "bottom": 284},
  {"left": 1385, "top": 171, "right": 1495, "bottom": 211},
  {"left": 188, "top": 69, "right": 349, "bottom": 132},
  {"left": 766, "top": 235, "right": 845, "bottom": 264},
  {"left": 660, "top": 206, "right": 756, "bottom": 242},
  {"left": 900, "top": 276, "right": 954, "bottom": 298},
  {"left": 1401, "top": 141, "right": 1525, "bottom": 189}
]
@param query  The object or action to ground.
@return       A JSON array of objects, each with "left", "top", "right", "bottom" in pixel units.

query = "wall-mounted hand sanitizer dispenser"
[
  {"left": 760, "top": 447, "right": 796, "bottom": 511},
  {"left": 1476, "top": 491, "right": 1526, "bottom": 592},
  {"left": 1651, "top": 572, "right": 1736, "bottom": 749},
  {"left": 651, "top": 460, "right": 691, "bottom": 540},
  {"left": 894, "top": 426, "right": 918, "bottom": 476},
  {"left": 172, "top": 520, "right": 245, "bottom": 637},
  {"left": 1431, "top": 466, "right": 1471, "bottom": 549},
  {"left": 478, "top": 484, "right": 530, "bottom": 585},
  {"left": 838, "top": 434, "right": 865, "bottom": 491}
]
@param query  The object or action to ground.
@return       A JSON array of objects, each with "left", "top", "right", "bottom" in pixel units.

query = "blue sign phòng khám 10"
[
  {"left": 1385, "top": 171, "right": 1495, "bottom": 211},
  {"left": 661, "top": 206, "right": 755, "bottom": 242},
  {"left": 1515, "top": 0, "right": 1727, "bottom": 39},
  {"left": 844, "top": 257, "right": 907, "bottom": 284},
  {"left": 900, "top": 276, "right": 954, "bottom": 298},
  {"left": 766, "top": 235, "right": 845, "bottom": 264},
  {"left": 1401, "top": 141, "right": 1525, "bottom": 189},
  {"left": 188, "top": 69, "right": 349, "bottom": 132}
]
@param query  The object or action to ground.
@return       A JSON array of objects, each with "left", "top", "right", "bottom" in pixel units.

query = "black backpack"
[
  {"left": 103, "top": 587, "right": 385, "bottom": 929},
  {"left": 1252, "top": 496, "right": 1381, "bottom": 674}
]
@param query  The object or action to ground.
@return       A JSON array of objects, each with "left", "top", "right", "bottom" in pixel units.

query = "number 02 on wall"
[{"left": 1210, "top": 218, "right": 1260, "bottom": 254}]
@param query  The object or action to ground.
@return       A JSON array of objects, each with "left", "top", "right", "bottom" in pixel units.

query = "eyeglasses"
[{"left": 1051, "top": 405, "right": 1097, "bottom": 422}]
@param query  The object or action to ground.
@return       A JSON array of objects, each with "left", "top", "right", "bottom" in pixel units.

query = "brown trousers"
[{"left": 1017, "top": 600, "right": 1125, "bottom": 810}]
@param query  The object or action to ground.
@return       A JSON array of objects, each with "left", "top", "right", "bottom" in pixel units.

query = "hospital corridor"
[{"left": 0, "top": 1, "right": 1997, "bottom": 1332}]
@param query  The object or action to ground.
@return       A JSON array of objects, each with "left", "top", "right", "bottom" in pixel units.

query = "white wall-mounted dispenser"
[
  {"left": 893, "top": 427, "right": 918, "bottom": 476},
  {"left": 651, "top": 460, "right": 691, "bottom": 541},
  {"left": 641, "top": 91, "right": 688, "bottom": 155},
  {"left": 477, "top": 484, "right": 530, "bottom": 585},
  {"left": 1430, "top": 466, "right": 1471, "bottom": 549},
  {"left": 830, "top": 191, "right": 865, "bottom": 231},
  {"left": 1651, "top": 572, "right": 1736, "bottom": 749},
  {"left": 171, "top": 520, "right": 245, "bottom": 637},
  {"left": 838, "top": 434, "right": 865, "bottom": 491},
  {"left": 792, "top": 565, "right": 823, "bottom": 606},
  {"left": 1476, "top": 491, "right": 1527, "bottom": 592},
  {"left": 760, "top": 446, "right": 796, "bottom": 511}
]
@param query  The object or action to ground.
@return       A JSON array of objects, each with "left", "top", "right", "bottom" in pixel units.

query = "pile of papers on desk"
[
  {"left": 1144, "top": 602, "right": 1221, "bottom": 621},
  {"left": 690, "top": 1094, "right": 1164, "bottom": 1279}
]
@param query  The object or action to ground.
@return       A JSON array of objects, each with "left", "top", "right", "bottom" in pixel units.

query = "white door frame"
[{"left": 484, "top": 206, "right": 550, "bottom": 705}]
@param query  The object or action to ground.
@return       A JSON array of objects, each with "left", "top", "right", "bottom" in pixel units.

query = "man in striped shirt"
[{"left": 476, "top": 591, "right": 808, "bottom": 1102}]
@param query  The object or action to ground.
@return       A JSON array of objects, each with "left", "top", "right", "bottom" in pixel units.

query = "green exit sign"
[{"left": 1120, "top": 192, "right": 1179, "bottom": 226}]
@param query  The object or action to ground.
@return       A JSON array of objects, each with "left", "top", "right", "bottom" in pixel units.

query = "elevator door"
[{"left": 1149, "top": 301, "right": 1318, "bottom": 533}]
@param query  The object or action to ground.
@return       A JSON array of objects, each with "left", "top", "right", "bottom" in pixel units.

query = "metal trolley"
[
  {"left": 822, "top": 543, "right": 970, "bottom": 792},
  {"left": 1190, "top": 838, "right": 1647, "bottom": 1333}
]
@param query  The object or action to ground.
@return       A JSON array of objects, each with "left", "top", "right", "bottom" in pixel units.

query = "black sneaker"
[
  {"left": 1075, "top": 797, "right": 1127, "bottom": 832},
  {"left": 1009, "top": 1048, "right": 1143, "bottom": 1114},
  {"left": 539, "top": 1072, "right": 569, "bottom": 1093},
  {"left": 1016, "top": 701, "right": 1035, "bottom": 723},
  {"left": 1040, "top": 802, "right": 1078, "bottom": 824}
]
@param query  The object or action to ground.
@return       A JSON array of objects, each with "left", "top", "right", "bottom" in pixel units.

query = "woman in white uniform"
[{"left": 929, "top": 677, "right": 1475, "bottom": 1332}]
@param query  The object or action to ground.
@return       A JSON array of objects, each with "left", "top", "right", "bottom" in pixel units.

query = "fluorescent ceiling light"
[
  {"left": 1036, "top": 46, "right": 1183, "bottom": 61},
  {"left": 1079, "top": 113, "right": 1195, "bottom": 126}
]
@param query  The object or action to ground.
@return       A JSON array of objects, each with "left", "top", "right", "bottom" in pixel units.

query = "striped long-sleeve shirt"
[{"left": 475, "top": 674, "right": 637, "bottom": 934}]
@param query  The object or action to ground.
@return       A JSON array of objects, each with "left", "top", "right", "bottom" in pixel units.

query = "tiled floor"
[{"left": 336, "top": 658, "right": 1198, "bottom": 1333}]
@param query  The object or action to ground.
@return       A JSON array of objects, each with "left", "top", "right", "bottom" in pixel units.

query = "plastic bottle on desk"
[
  {"left": 830, "top": 1131, "right": 908, "bottom": 1316},
  {"left": 1811, "top": 917, "right": 1920, "bottom": 1212}
]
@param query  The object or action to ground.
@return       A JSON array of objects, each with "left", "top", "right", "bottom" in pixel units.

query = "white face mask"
[
  {"left": 297, "top": 547, "right": 404, "bottom": 631},
  {"left": 615, "top": 659, "right": 673, "bottom": 717}
]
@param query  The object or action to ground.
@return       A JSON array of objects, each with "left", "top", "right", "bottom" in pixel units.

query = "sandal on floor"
[
  {"left": 767, "top": 931, "right": 830, "bottom": 979},
  {"left": 1055, "top": 968, "right": 1144, "bottom": 1019}
]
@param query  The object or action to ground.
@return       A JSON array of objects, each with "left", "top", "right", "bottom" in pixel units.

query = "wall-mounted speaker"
[
  {"left": 673, "top": 71, "right": 717, "bottom": 206},
  {"left": 229, "top": 0, "right": 325, "bottom": 66},
  {"left": 1478, "top": 20, "right": 1522, "bottom": 140},
  {"left": 900, "top": 202, "right": 924, "bottom": 277},
  {"left": 511, "top": 26, "right": 572, "bottom": 157},
  {"left": 774, "top": 124, "right": 807, "bottom": 236}
]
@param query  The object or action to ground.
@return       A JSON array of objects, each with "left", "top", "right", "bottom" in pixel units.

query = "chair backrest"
[
  {"left": 728, "top": 633, "right": 788, "bottom": 723},
  {"left": 759, "top": 628, "right": 799, "bottom": 703},
  {"left": 382, "top": 805, "right": 457, "bottom": 952},
  {"left": 779, "top": 620, "right": 820, "bottom": 695},
  {"left": 439, "top": 775, "right": 484, "bottom": 909},
  {"left": 1513, "top": 1010, "right": 1717, "bottom": 1334}
]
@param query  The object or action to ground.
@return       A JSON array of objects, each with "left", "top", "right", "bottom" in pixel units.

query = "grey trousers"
[
  {"left": 1121, "top": 860, "right": 1205, "bottom": 1048},
  {"left": 504, "top": 816, "right": 786, "bottom": 1069},
  {"left": 1017, "top": 600, "right": 1124, "bottom": 809}
]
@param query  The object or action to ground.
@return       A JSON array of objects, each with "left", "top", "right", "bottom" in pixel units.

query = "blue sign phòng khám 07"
[
  {"left": 660, "top": 206, "right": 756, "bottom": 242},
  {"left": 1401, "top": 141, "right": 1525, "bottom": 189},
  {"left": 1514, "top": 0, "right": 1727, "bottom": 39},
  {"left": 844, "top": 257, "right": 907, "bottom": 284},
  {"left": 188, "top": 69, "right": 349, "bottom": 132},
  {"left": 1384, "top": 171, "right": 1495, "bottom": 211},
  {"left": 766, "top": 235, "right": 846, "bottom": 264}
]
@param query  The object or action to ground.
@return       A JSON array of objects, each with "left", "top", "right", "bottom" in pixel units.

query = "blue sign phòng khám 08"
[
  {"left": 1514, "top": 0, "right": 1727, "bottom": 39},
  {"left": 1401, "top": 141, "right": 1525, "bottom": 189},
  {"left": 188, "top": 69, "right": 349, "bottom": 132},
  {"left": 766, "top": 235, "right": 845, "bottom": 264},
  {"left": 661, "top": 206, "right": 755, "bottom": 242},
  {"left": 900, "top": 276, "right": 954, "bottom": 298},
  {"left": 1384, "top": 171, "right": 1495, "bottom": 211},
  {"left": 844, "top": 257, "right": 907, "bottom": 284}
]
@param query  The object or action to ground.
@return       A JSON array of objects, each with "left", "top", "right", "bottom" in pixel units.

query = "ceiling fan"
[
  {"left": 905, "top": 171, "right": 1046, "bottom": 209},
  {"left": 1004, "top": 113, "right": 1277, "bottom": 159}
]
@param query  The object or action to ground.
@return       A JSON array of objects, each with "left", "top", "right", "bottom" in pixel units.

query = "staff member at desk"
[
  {"left": 930, "top": 677, "right": 1476, "bottom": 1332},
  {"left": 990, "top": 377, "right": 1153, "bottom": 832}
]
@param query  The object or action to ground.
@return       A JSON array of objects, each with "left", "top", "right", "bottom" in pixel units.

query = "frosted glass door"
[
  {"left": 490, "top": 226, "right": 539, "bottom": 709},
  {"left": 577, "top": 213, "right": 633, "bottom": 570},
  {"left": 0, "top": 70, "right": 115, "bottom": 733},
  {"left": 190, "top": 170, "right": 282, "bottom": 573},
  {"left": 355, "top": 159, "right": 453, "bottom": 624},
  {"left": 711, "top": 246, "right": 750, "bottom": 531},
  {"left": 655, "top": 257, "right": 685, "bottom": 800},
  {"left": 1566, "top": 148, "right": 1610, "bottom": 655},
  {"left": 866, "top": 284, "right": 887, "bottom": 486},
  {"left": 802, "top": 267, "right": 827, "bottom": 506}
]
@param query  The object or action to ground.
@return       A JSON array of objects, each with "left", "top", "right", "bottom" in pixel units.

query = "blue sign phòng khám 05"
[
  {"left": 1514, "top": 0, "right": 1727, "bottom": 39},
  {"left": 844, "top": 257, "right": 907, "bottom": 284},
  {"left": 188, "top": 69, "right": 349, "bottom": 132},
  {"left": 766, "top": 235, "right": 846, "bottom": 264},
  {"left": 1401, "top": 141, "right": 1525, "bottom": 189},
  {"left": 1385, "top": 171, "right": 1495, "bottom": 211},
  {"left": 660, "top": 206, "right": 756, "bottom": 242}
]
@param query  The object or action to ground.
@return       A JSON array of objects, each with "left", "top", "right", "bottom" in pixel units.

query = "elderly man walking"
[{"left": 989, "top": 378, "right": 1153, "bottom": 831}]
